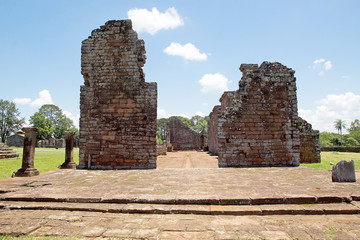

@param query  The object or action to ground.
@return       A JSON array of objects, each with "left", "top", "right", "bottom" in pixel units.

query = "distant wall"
[
  {"left": 167, "top": 118, "right": 203, "bottom": 150},
  {"left": 7, "top": 134, "right": 24, "bottom": 147},
  {"left": 298, "top": 117, "right": 321, "bottom": 163},
  {"left": 321, "top": 146, "right": 360, "bottom": 153},
  {"left": 156, "top": 144, "right": 167, "bottom": 156},
  {"left": 37, "top": 139, "right": 65, "bottom": 148},
  {"left": 208, "top": 106, "right": 220, "bottom": 154}
]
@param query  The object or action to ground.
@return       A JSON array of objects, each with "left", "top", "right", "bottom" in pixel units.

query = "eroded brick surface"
[
  {"left": 298, "top": 117, "right": 321, "bottom": 163},
  {"left": 208, "top": 62, "right": 320, "bottom": 167},
  {"left": 167, "top": 118, "right": 203, "bottom": 150},
  {"left": 208, "top": 106, "right": 220, "bottom": 154},
  {"left": 79, "top": 20, "right": 157, "bottom": 169}
]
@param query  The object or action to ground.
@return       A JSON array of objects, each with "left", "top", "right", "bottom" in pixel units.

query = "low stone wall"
[
  {"left": 37, "top": 139, "right": 65, "bottom": 148},
  {"left": 156, "top": 144, "right": 167, "bottom": 156},
  {"left": 7, "top": 134, "right": 24, "bottom": 147},
  {"left": 321, "top": 146, "right": 360, "bottom": 153}
]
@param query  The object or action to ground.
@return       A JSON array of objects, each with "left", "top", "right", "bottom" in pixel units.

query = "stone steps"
[
  {"left": 1, "top": 195, "right": 358, "bottom": 205},
  {"left": 0, "top": 143, "right": 19, "bottom": 159},
  {"left": 1, "top": 201, "right": 359, "bottom": 216}
]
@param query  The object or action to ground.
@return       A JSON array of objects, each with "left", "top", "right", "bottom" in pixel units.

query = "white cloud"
[
  {"left": 157, "top": 107, "right": 190, "bottom": 119},
  {"left": 63, "top": 110, "right": 80, "bottom": 129},
  {"left": 202, "top": 103, "right": 208, "bottom": 106},
  {"left": 157, "top": 107, "right": 168, "bottom": 119},
  {"left": 164, "top": 42, "right": 208, "bottom": 61},
  {"left": 13, "top": 98, "right": 31, "bottom": 105},
  {"left": 199, "top": 73, "right": 230, "bottom": 93},
  {"left": 195, "top": 111, "right": 204, "bottom": 117},
  {"left": 324, "top": 60, "right": 332, "bottom": 70},
  {"left": 13, "top": 89, "right": 53, "bottom": 107},
  {"left": 342, "top": 75, "right": 350, "bottom": 79},
  {"left": 127, "top": 7, "right": 184, "bottom": 35},
  {"left": 313, "top": 58, "right": 325, "bottom": 65},
  {"left": 312, "top": 58, "right": 332, "bottom": 75},
  {"left": 299, "top": 92, "right": 360, "bottom": 132}
]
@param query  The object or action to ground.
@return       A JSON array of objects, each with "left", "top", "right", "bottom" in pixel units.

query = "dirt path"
[{"left": 157, "top": 150, "right": 218, "bottom": 168}]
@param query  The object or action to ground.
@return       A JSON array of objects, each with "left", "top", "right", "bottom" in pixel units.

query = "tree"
[
  {"left": 349, "top": 119, "right": 360, "bottom": 132},
  {"left": 29, "top": 112, "right": 54, "bottom": 140},
  {"left": 334, "top": 119, "right": 346, "bottom": 146},
  {"left": 30, "top": 104, "right": 75, "bottom": 140},
  {"left": 0, "top": 99, "right": 25, "bottom": 143},
  {"left": 190, "top": 115, "right": 209, "bottom": 135}
]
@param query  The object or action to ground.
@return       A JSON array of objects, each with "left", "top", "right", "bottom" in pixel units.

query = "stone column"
[
  {"left": 60, "top": 131, "right": 77, "bottom": 169},
  {"left": 15, "top": 127, "right": 39, "bottom": 177}
]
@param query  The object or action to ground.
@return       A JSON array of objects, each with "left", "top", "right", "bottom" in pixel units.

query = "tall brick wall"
[
  {"left": 298, "top": 117, "right": 321, "bottom": 163},
  {"left": 167, "top": 118, "right": 203, "bottom": 150},
  {"left": 79, "top": 20, "right": 157, "bottom": 169},
  {"left": 208, "top": 105, "right": 220, "bottom": 154},
  {"left": 216, "top": 62, "right": 300, "bottom": 167}
]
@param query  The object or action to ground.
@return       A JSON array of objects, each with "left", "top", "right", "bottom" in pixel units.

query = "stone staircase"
[
  {"left": 0, "top": 143, "right": 19, "bottom": 159},
  {"left": 1, "top": 195, "right": 359, "bottom": 216}
]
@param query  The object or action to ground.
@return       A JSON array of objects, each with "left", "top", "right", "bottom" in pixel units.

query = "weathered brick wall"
[
  {"left": 79, "top": 20, "right": 157, "bottom": 169},
  {"left": 167, "top": 118, "right": 203, "bottom": 150},
  {"left": 217, "top": 62, "right": 300, "bottom": 167},
  {"left": 298, "top": 117, "right": 321, "bottom": 163},
  {"left": 156, "top": 144, "right": 167, "bottom": 156},
  {"left": 208, "top": 105, "right": 220, "bottom": 154},
  {"left": 7, "top": 134, "right": 24, "bottom": 147},
  {"left": 37, "top": 139, "right": 65, "bottom": 148}
]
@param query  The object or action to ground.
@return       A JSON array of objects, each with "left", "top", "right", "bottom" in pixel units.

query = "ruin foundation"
[
  {"left": 79, "top": 20, "right": 157, "bottom": 169},
  {"left": 208, "top": 62, "right": 320, "bottom": 167}
]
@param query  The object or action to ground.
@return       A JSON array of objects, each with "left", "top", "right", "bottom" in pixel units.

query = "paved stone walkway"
[
  {"left": 1, "top": 209, "right": 360, "bottom": 239},
  {"left": 157, "top": 151, "right": 218, "bottom": 168},
  {"left": 0, "top": 151, "right": 360, "bottom": 239}
]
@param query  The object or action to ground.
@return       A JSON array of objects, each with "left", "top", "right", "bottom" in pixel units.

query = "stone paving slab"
[
  {"left": 1, "top": 209, "right": 360, "bottom": 239},
  {"left": 0, "top": 164, "right": 359, "bottom": 205}
]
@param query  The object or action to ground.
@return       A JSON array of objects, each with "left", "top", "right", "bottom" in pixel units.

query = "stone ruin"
[
  {"left": 208, "top": 62, "right": 321, "bottom": 167},
  {"left": 166, "top": 118, "right": 204, "bottom": 151},
  {"left": 298, "top": 117, "right": 321, "bottom": 163},
  {"left": 79, "top": 20, "right": 157, "bottom": 169}
]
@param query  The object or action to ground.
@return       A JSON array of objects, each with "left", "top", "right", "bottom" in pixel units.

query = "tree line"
[
  {"left": 0, "top": 99, "right": 77, "bottom": 143},
  {"left": 320, "top": 119, "right": 360, "bottom": 147}
]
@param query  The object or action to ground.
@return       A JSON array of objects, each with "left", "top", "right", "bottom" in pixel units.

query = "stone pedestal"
[
  {"left": 15, "top": 127, "right": 39, "bottom": 177},
  {"left": 60, "top": 131, "right": 77, "bottom": 169}
]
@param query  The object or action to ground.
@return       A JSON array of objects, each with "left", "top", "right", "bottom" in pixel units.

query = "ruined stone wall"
[
  {"left": 7, "top": 134, "right": 24, "bottom": 147},
  {"left": 156, "top": 144, "right": 167, "bottom": 156},
  {"left": 298, "top": 117, "right": 321, "bottom": 163},
  {"left": 79, "top": 20, "right": 157, "bottom": 169},
  {"left": 167, "top": 118, "right": 203, "bottom": 150},
  {"left": 208, "top": 106, "right": 220, "bottom": 154},
  {"left": 37, "top": 139, "right": 65, "bottom": 148},
  {"left": 217, "top": 62, "right": 300, "bottom": 167}
]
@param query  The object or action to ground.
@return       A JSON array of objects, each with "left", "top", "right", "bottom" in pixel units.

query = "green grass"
[
  {"left": 0, "top": 147, "right": 79, "bottom": 180},
  {"left": 301, "top": 152, "right": 360, "bottom": 170},
  {"left": 1, "top": 150, "right": 359, "bottom": 180}
]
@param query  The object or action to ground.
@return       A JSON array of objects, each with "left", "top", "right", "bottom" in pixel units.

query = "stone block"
[{"left": 332, "top": 160, "right": 356, "bottom": 182}]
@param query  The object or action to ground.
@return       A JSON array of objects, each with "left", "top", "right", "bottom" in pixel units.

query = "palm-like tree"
[{"left": 334, "top": 119, "right": 346, "bottom": 146}]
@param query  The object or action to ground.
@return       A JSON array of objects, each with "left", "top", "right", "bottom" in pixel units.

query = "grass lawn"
[
  {"left": 301, "top": 151, "right": 360, "bottom": 170},
  {"left": 0, "top": 149, "right": 359, "bottom": 180},
  {"left": 0, "top": 147, "right": 79, "bottom": 180}
]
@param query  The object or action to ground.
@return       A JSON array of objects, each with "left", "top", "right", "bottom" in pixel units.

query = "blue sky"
[{"left": 1, "top": 0, "right": 359, "bottom": 132}]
